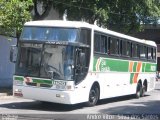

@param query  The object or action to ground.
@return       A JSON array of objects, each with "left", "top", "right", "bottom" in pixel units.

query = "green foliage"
[
  {"left": 0, "top": 0, "right": 33, "bottom": 38},
  {"left": 1, "top": 0, "right": 159, "bottom": 37},
  {"left": 52, "top": 0, "right": 109, "bottom": 24},
  {"left": 51, "top": 0, "right": 160, "bottom": 34}
]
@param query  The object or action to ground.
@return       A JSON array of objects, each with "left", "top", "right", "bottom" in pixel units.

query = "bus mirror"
[{"left": 10, "top": 45, "right": 17, "bottom": 63}]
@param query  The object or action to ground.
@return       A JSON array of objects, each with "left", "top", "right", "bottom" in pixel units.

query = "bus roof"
[
  {"left": 25, "top": 20, "right": 92, "bottom": 28},
  {"left": 24, "top": 20, "right": 156, "bottom": 47}
]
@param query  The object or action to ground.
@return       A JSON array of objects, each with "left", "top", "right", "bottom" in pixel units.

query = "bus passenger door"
[{"left": 74, "top": 48, "right": 89, "bottom": 84}]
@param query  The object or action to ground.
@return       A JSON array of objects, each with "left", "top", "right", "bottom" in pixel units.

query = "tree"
[
  {"left": 1, "top": 0, "right": 159, "bottom": 37},
  {"left": 52, "top": 0, "right": 109, "bottom": 25},
  {"left": 106, "top": 0, "right": 160, "bottom": 33},
  {"left": 50, "top": 0, "right": 160, "bottom": 34},
  {"left": 0, "top": 0, "right": 33, "bottom": 38}
]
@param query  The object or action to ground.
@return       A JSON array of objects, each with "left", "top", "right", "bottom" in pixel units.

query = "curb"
[{"left": 0, "top": 93, "right": 8, "bottom": 96}]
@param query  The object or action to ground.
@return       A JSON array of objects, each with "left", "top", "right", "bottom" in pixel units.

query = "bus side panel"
[
  {"left": 96, "top": 72, "right": 136, "bottom": 99},
  {"left": 138, "top": 73, "right": 156, "bottom": 92},
  {"left": 94, "top": 72, "right": 155, "bottom": 100}
]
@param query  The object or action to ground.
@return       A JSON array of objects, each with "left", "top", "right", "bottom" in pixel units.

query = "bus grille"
[{"left": 25, "top": 82, "right": 52, "bottom": 88}]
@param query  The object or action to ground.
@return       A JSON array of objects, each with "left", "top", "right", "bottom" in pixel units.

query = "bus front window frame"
[{"left": 20, "top": 26, "right": 80, "bottom": 42}]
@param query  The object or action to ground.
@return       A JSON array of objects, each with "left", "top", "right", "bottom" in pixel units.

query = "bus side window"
[
  {"left": 121, "top": 40, "right": 126, "bottom": 56},
  {"left": 108, "top": 37, "right": 119, "bottom": 55},
  {"left": 140, "top": 45, "right": 147, "bottom": 59},
  {"left": 148, "top": 47, "right": 155, "bottom": 61},
  {"left": 100, "top": 35, "right": 107, "bottom": 53},
  {"left": 147, "top": 47, "right": 153, "bottom": 60},
  {"left": 80, "top": 29, "right": 91, "bottom": 45},
  {"left": 153, "top": 48, "right": 156, "bottom": 61},
  {"left": 132, "top": 43, "right": 139, "bottom": 58},
  {"left": 94, "top": 33, "right": 108, "bottom": 54},
  {"left": 127, "top": 41, "right": 131, "bottom": 57},
  {"left": 121, "top": 40, "right": 131, "bottom": 57},
  {"left": 137, "top": 44, "right": 140, "bottom": 58},
  {"left": 151, "top": 48, "right": 154, "bottom": 60},
  {"left": 94, "top": 33, "right": 101, "bottom": 52}
]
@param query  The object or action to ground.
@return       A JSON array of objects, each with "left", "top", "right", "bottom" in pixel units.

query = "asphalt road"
[{"left": 0, "top": 81, "right": 160, "bottom": 120}]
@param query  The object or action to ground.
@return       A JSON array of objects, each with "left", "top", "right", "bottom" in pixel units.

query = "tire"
[
  {"left": 136, "top": 83, "right": 142, "bottom": 98},
  {"left": 141, "top": 86, "right": 146, "bottom": 97},
  {"left": 86, "top": 85, "right": 99, "bottom": 107},
  {"left": 39, "top": 101, "right": 50, "bottom": 105}
]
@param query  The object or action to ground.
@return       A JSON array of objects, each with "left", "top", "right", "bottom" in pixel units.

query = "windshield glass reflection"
[
  {"left": 16, "top": 43, "right": 42, "bottom": 77},
  {"left": 16, "top": 43, "right": 74, "bottom": 80},
  {"left": 20, "top": 27, "right": 79, "bottom": 42},
  {"left": 40, "top": 45, "right": 74, "bottom": 80}
]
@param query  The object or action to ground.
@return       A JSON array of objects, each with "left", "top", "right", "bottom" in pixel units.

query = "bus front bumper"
[{"left": 13, "top": 85, "right": 81, "bottom": 105}]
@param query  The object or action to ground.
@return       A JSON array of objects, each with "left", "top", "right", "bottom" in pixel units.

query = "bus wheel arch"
[
  {"left": 86, "top": 82, "right": 100, "bottom": 107},
  {"left": 136, "top": 80, "right": 142, "bottom": 98}
]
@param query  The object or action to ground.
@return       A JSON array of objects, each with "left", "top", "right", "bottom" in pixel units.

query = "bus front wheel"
[{"left": 86, "top": 85, "right": 99, "bottom": 107}]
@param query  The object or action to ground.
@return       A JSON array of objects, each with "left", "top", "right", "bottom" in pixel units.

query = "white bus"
[{"left": 11, "top": 20, "right": 157, "bottom": 106}]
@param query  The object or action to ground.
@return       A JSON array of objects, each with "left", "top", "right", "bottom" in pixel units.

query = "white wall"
[{"left": 0, "top": 35, "right": 17, "bottom": 87}]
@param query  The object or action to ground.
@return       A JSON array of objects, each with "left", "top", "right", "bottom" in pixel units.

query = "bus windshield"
[
  {"left": 16, "top": 43, "right": 74, "bottom": 80},
  {"left": 20, "top": 27, "right": 79, "bottom": 42}
]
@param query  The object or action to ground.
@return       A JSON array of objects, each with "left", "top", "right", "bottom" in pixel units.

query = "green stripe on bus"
[
  {"left": 93, "top": 57, "right": 156, "bottom": 72},
  {"left": 133, "top": 62, "right": 137, "bottom": 72},
  {"left": 130, "top": 73, "right": 134, "bottom": 84},
  {"left": 93, "top": 57, "right": 129, "bottom": 72},
  {"left": 14, "top": 76, "right": 53, "bottom": 85},
  {"left": 145, "top": 63, "right": 157, "bottom": 72},
  {"left": 32, "top": 78, "right": 52, "bottom": 85},
  {"left": 105, "top": 59, "right": 129, "bottom": 72},
  {"left": 14, "top": 76, "right": 24, "bottom": 81},
  {"left": 142, "top": 63, "right": 146, "bottom": 72}
]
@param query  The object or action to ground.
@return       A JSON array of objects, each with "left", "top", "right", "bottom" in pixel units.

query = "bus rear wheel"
[
  {"left": 86, "top": 85, "right": 99, "bottom": 107},
  {"left": 141, "top": 86, "right": 146, "bottom": 97},
  {"left": 136, "top": 83, "right": 142, "bottom": 98}
]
